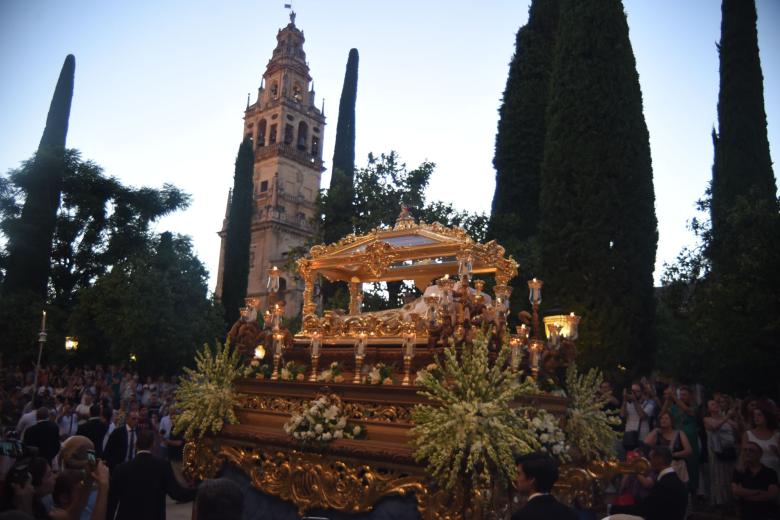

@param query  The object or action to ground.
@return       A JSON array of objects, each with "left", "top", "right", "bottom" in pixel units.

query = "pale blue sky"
[{"left": 1, "top": 0, "right": 778, "bottom": 290}]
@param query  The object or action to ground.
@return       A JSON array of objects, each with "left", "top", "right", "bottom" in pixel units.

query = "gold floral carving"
[
  {"left": 235, "top": 393, "right": 414, "bottom": 423},
  {"left": 363, "top": 241, "right": 397, "bottom": 278},
  {"left": 186, "top": 437, "right": 640, "bottom": 518},
  {"left": 184, "top": 438, "right": 458, "bottom": 519}
]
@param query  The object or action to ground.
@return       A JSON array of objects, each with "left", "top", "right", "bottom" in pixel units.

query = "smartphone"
[{"left": 87, "top": 449, "right": 97, "bottom": 469}]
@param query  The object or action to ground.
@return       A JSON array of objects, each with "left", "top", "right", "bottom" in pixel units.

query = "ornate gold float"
[{"left": 190, "top": 209, "right": 629, "bottom": 519}]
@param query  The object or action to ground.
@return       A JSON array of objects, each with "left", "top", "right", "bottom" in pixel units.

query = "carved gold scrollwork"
[
  {"left": 235, "top": 393, "right": 415, "bottom": 423},
  {"left": 363, "top": 241, "right": 397, "bottom": 278}
]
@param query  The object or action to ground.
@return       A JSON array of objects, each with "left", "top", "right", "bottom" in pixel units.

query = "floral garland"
[
  {"left": 563, "top": 363, "right": 620, "bottom": 460},
  {"left": 529, "top": 409, "right": 570, "bottom": 461},
  {"left": 411, "top": 330, "right": 541, "bottom": 491},
  {"left": 244, "top": 358, "right": 272, "bottom": 380},
  {"left": 280, "top": 361, "right": 307, "bottom": 381},
  {"left": 174, "top": 340, "right": 241, "bottom": 440},
  {"left": 317, "top": 362, "right": 345, "bottom": 383},
  {"left": 283, "top": 394, "right": 365, "bottom": 442},
  {"left": 363, "top": 362, "right": 395, "bottom": 385}
]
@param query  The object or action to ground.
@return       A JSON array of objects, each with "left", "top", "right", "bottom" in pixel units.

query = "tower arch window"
[
  {"left": 284, "top": 124, "right": 294, "bottom": 145},
  {"left": 269, "top": 124, "right": 277, "bottom": 144},
  {"left": 297, "top": 121, "right": 308, "bottom": 151},
  {"left": 270, "top": 81, "right": 278, "bottom": 98},
  {"left": 293, "top": 82, "right": 302, "bottom": 102},
  {"left": 311, "top": 136, "right": 320, "bottom": 157},
  {"left": 257, "top": 119, "right": 267, "bottom": 147}
]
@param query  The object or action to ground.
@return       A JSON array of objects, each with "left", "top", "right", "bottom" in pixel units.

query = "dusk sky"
[{"left": 1, "top": 0, "right": 778, "bottom": 290}]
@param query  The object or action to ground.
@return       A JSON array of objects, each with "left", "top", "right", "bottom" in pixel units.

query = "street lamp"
[{"left": 65, "top": 337, "right": 79, "bottom": 351}]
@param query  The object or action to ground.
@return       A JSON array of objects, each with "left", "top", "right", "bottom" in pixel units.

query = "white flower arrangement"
[
  {"left": 317, "top": 362, "right": 345, "bottom": 383},
  {"left": 283, "top": 394, "right": 365, "bottom": 443},
  {"left": 362, "top": 362, "right": 395, "bottom": 385},
  {"left": 174, "top": 340, "right": 242, "bottom": 440},
  {"left": 411, "top": 329, "right": 541, "bottom": 491},
  {"left": 280, "top": 361, "right": 307, "bottom": 381},
  {"left": 563, "top": 363, "right": 620, "bottom": 460},
  {"left": 414, "top": 363, "right": 443, "bottom": 385},
  {"left": 529, "top": 409, "right": 570, "bottom": 461},
  {"left": 243, "top": 358, "right": 272, "bottom": 380}
]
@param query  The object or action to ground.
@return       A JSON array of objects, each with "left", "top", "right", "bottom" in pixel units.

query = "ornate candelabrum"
[
  {"left": 353, "top": 330, "right": 368, "bottom": 384},
  {"left": 270, "top": 330, "right": 285, "bottom": 381},
  {"left": 401, "top": 321, "right": 417, "bottom": 386},
  {"left": 528, "top": 278, "right": 543, "bottom": 340},
  {"left": 267, "top": 265, "right": 281, "bottom": 294},
  {"left": 494, "top": 285, "right": 513, "bottom": 316},
  {"left": 308, "top": 328, "right": 322, "bottom": 382},
  {"left": 511, "top": 324, "right": 530, "bottom": 372},
  {"left": 529, "top": 339, "right": 545, "bottom": 378},
  {"left": 566, "top": 312, "right": 581, "bottom": 340}
]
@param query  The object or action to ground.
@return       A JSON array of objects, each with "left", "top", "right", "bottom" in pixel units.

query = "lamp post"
[{"left": 31, "top": 310, "right": 47, "bottom": 403}]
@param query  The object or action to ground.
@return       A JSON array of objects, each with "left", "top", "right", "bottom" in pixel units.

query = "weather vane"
[{"left": 284, "top": 3, "right": 295, "bottom": 24}]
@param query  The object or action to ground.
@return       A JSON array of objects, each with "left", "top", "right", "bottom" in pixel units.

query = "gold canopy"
[{"left": 296, "top": 208, "right": 518, "bottom": 321}]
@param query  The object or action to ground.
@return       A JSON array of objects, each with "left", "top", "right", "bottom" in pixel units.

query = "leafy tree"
[
  {"left": 0, "top": 150, "right": 189, "bottom": 358},
  {"left": 68, "top": 233, "right": 224, "bottom": 373},
  {"left": 710, "top": 0, "right": 777, "bottom": 275},
  {"left": 539, "top": 0, "right": 657, "bottom": 379},
  {"left": 3, "top": 55, "right": 75, "bottom": 300},
  {"left": 660, "top": 0, "right": 779, "bottom": 396},
  {"left": 489, "top": 0, "right": 559, "bottom": 282},
  {"left": 322, "top": 48, "right": 359, "bottom": 246},
  {"left": 220, "top": 138, "right": 254, "bottom": 326}
]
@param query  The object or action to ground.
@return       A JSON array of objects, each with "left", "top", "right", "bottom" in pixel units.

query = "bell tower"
[{"left": 216, "top": 11, "right": 325, "bottom": 317}]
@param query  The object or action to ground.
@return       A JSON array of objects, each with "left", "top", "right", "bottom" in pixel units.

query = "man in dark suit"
[
  {"left": 103, "top": 410, "right": 138, "bottom": 471},
  {"left": 22, "top": 407, "right": 60, "bottom": 464},
  {"left": 610, "top": 445, "right": 688, "bottom": 520},
  {"left": 107, "top": 428, "right": 196, "bottom": 520},
  {"left": 511, "top": 452, "right": 577, "bottom": 520},
  {"left": 76, "top": 404, "right": 108, "bottom": 457}
]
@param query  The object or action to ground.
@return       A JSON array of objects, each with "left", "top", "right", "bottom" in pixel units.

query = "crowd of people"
[
  {"left": 0, "top": 363, "right": 245, "bottom": 520},
  {"left": 1, "top": 362, "right": 776, "bottom": 519},
  {"left": 599, "top": 377, "right": 779, "bottom": 519}
]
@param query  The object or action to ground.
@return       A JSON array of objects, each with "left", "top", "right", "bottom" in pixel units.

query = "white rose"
[
  {"left": 322, "top": 432, "right": 332, "bottom": 441},
  {"left": 353, "top": 426, "right": 361, "bottom": 435},
  {"left": 334, "top": 430, "right": 343, "bottom": 439},
  {"left": 314, "top": 423, "right": 324, "bottom": 434}
]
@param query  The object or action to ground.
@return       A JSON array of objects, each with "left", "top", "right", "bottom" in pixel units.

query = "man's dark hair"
[
  {"left": 136, "top": 428, "right": 154, "bottom": 451},
  {"left": 514, "top": 452, "right": 559, "bottom": 493},
  {"left": 650, "top": 444, "right": 673, "bottom": 465},
  {"left": 36, "top": 407, "right": 49, "bottom": 421},
  {"left": 89, "top": 404, "right": 101, "bottom": 418},
  {"left": 196, "top": 478, "right": 243, "bottom": 520}
]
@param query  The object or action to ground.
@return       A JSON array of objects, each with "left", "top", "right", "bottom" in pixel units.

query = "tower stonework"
[{"left": 216, "top": 13, "right": 325, "bottom": 318}]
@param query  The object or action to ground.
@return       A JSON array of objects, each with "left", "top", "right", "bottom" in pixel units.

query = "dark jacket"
[
  {"left": 511, "top": 494, "right": 578, "bottom": 520},
  {"left": 76, "top": 417, "right": 108, "bottom": 457},
  {"left": 612, "top": 469, "right": 688, "bottom": 520},
  {"left": 107, "top": 451, "right": 195, "bottom": 520},
  {"left": 103, "top": 426, "right": 135, "bottom": 471},
  {"left": 22, "top": 420, "right": 60, "bottom": 463}
]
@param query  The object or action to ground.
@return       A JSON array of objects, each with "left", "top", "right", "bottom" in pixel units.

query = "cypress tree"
[
  {"left": 539, "top": 0, "right": 657, "bottom": 377},
  {"left": 323, "top": 48, "right": 359, "bottom": 245},
  {"left": 3, "top": 54, "right": 75, "bottom": 299},
  {"left": 488, "top": 0, "right": 558, "bottom": 280},
  {"left": 221, "top": 138, "right": 254, "bottom": 326},
  {"left": 710, "top": 0, "right": 777, "bottom": 273}
]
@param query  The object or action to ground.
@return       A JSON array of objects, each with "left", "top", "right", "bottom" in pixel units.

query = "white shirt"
[
  {"left": 658, "top": 466, "right": 676, "bottom": 480},
  {"left": 58, "top": 412, "right": 79, "bottom": 438},
  {"left": 16, "top": 410, "right": 37, "bottom": 435},
  {"left": 625, "top": 399, "right": 655, "bottom": 439},
  {"left": 159, "top": 415, "right": 173, "bottom": 440}
]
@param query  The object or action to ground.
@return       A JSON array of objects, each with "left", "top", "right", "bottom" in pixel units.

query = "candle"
[{"left": 41, "top": 310, "right": 46, "bottom": 331}]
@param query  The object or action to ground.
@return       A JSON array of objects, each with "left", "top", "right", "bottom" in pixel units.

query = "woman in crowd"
[
  {"left": 49, "top": 463, "right": 109, "bottom": 520},
  {"left": 704, "top": 398, "right": 739, "bottom": 506},
  {"left": 644, "top": 411, "right": 693, "bottom": 483},
  {"left": 743, "top": 404, "right": 780, "bottom": 478},
  {"left": 662, "top": 385, "right": 701, "bottom": 494}
]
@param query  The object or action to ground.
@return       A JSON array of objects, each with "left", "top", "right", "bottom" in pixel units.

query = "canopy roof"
[{"left": 298, "top": 208, "right": 518, "bottom": 290}]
